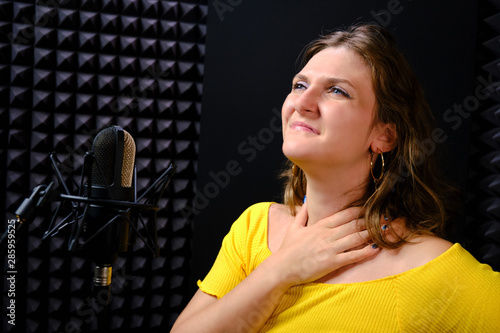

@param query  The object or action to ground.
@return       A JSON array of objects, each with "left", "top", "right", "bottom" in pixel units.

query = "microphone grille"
[
  {"left": 91, "top": 126, "right": 136, "bottom": 188},
  {"left": 122, "top": 130, "right": 135, "bottom": 188}
]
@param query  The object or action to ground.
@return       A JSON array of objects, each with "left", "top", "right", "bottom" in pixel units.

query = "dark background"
[{"left": 1, "top": 0, "right": 499, "bottom": 332}]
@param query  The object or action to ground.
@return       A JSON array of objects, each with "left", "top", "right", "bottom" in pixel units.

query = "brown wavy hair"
[{"left": 281, "top": 24, "right": 458, "bottom": 249}]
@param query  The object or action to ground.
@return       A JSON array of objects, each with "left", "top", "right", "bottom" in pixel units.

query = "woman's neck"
[{"left": 303, "top": 164, "right": 370, "bottom": 225}]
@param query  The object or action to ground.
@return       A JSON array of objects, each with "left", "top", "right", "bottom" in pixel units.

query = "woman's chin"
[
  {"left": 283, "top": 141, "right": 311, "bottom": 157},
  {"left": 282, "top": 153, "right": 314, "bottom": 166}
]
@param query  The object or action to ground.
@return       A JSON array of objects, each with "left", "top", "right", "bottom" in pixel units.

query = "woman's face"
[{"left": 282, "top": 46, "right": 379, "bottom": 172}]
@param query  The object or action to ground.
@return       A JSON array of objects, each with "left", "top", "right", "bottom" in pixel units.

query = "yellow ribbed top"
[{"left": 198, "top": 202, "right": 500, "bottom": 332}]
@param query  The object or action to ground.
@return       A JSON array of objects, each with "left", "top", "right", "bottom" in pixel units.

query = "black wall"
[{"left": 192, "top": 0, "right": 481, "bottom": 294}]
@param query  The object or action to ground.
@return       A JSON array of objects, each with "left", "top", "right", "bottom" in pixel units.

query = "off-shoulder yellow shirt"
[{"left": 198, "top": 202, "right": 500, "bottom": 332}]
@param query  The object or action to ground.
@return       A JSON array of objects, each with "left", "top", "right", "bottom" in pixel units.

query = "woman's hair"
[{"left": 281, "top": 24, "right": 458, "bottom": 249}]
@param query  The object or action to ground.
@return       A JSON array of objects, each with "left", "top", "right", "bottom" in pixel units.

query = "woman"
[{"left": 171, "top": 24, "right": 500, "bottom": 332}]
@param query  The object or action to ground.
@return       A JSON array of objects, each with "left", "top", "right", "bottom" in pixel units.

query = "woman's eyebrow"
[
  {"left": 324, "top": 77, "right": 355, "bottom": 89},
  {"left": 293, "top": 73, "right": 308, "bottom": 82},
  {"left": 294, "top": 73, "right": 354, "bottom": 89}
]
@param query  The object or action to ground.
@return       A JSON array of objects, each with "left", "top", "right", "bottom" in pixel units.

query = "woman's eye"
[
  {"left": 293, "top": 81, "right": 308, "bottom": 90},
  {"left": 329, "top": 87, "right": 351, "bottom": 98}
]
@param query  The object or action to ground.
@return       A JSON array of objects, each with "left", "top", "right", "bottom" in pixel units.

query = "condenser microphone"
[{"left": 83, "top": 126, "right": 136, "bottom": 286}]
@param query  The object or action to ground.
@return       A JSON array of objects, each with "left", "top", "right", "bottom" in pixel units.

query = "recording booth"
[{"left": 1, "top": 0, "right": 499, "bottom": 332}]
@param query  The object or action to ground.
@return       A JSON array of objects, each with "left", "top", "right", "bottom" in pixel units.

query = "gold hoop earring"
[
  {"left": 370, "top": 151, "right": 384, "bottom": 189},
  {"left": 292, "top": 164, "right": 300, "bottom": 177}
]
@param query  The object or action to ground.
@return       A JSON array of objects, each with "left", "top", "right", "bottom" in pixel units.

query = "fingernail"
[{"left": 372, "top": 243, "right": 379, "bottom": 249}]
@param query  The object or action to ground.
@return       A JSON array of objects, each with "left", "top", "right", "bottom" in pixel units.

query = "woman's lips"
[{"left": 290, "top": 121, "right": 319, "bottom": 134}]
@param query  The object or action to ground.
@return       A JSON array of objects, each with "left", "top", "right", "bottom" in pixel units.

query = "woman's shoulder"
[
  {"left": 268, "top": 203, "right": 294, "bottom": 233},
  {"left": 221, "top": 202, "right": 277, "bottom": 253},
  {"left": 230, "top": 202, "right": 281, "bottom": 236},
  {"left": 268, "top": 202, "right": 292, "bottom": 217},
  {"left": 400, "top": 240, "right": 500, "bottom": 310},
  {"left": 395, "top": 235, "right": 454, "bottom": 269},
  {"left": 235, "top": 202, "right": 276, "bottom": 223},
  {"left": 397, "top": 237, "right": 500, "bottom": 284},
  {"left": 394, "top": 240, "right": 500, "bottom": 329}
]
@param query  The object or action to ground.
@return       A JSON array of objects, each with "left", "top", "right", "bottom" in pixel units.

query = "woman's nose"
[{"left": 294, "top": 88, "right": 319, "bottom": 115}]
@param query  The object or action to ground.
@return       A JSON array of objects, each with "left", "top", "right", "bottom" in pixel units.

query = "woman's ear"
[{"left": 371, "top": 123, "right": 397, "bottom": 153}]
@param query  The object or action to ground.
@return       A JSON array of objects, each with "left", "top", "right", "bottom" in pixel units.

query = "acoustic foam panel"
[
  {"left": 465, "top": 0, "right": 500, "bottom": 271},
  {"left": 1, "top": 0, "right": 207, "bottom": 332}
]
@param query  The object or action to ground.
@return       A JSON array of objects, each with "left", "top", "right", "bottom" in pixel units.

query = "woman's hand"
[{"left": 272, "top": 203, "right": 380, "bottom": 288}]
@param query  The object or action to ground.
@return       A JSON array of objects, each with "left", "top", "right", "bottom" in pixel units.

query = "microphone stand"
[
  {"left": 94, "top": 265, "right": 112, "bottom": 333},
  {"left": 3, "top": 151, "right": 176, "bottom": 332}
]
